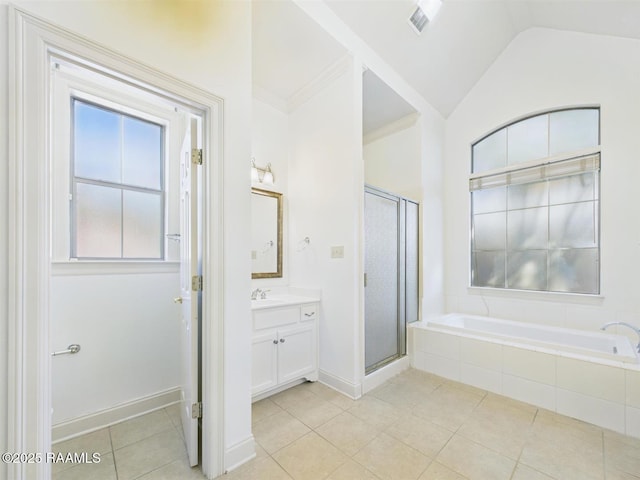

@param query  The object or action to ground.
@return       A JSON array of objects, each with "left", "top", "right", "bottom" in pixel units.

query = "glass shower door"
[{"left": 364, "top": 189, "right": 400, "bottom": 373}]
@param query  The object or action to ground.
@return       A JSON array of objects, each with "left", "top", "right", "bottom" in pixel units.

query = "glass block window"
[
  {"left": 72, "top": 99, "right": 164, "bottom": 259},
  {"left": 470, "top": 108, "right": 600, "bottom": 294}
]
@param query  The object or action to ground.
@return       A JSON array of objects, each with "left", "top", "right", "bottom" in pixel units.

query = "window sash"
[{"left": 70, "top": 99, "right": 166, "bottom": 260}]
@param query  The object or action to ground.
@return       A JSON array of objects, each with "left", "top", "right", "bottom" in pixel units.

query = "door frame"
[{"left": 7, "top": 8, "right": 225, "bottom": 479}]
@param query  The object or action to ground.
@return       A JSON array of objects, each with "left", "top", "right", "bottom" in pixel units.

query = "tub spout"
[{"left": 601, "top": 322, "right": 640, "bottom": 353}]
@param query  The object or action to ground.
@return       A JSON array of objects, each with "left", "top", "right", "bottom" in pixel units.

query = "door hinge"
[
  {"left": 191, "top": 402, "right": 202, "bottom": 419},
  {"left": 191, "top": 148, "right": 203, "bottom": 165},
  {"left": 192, "top": 275, "right": 203, "bottom": 291}
]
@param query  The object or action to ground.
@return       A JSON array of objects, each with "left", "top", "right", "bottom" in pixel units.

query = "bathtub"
[
  {"left": 410, "top": 313, "right": 640, "bottom": 438},
  {"left": 428, "top": 313, "right": 639, "bottom": 364}
]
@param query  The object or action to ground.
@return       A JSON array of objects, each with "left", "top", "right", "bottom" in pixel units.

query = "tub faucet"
[{"left": 600, "top": 322, "right": 640, "bottom": 353}]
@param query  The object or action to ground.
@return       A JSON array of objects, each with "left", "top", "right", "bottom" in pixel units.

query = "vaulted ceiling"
[{"left": 253, "top": 0, "right": 640, "bottom": 127}]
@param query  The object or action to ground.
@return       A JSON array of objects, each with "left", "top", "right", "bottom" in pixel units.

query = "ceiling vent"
[
  {"left": 408, "top": 6, "right": 428, "bottom": 34},
  {"left": 408, "top": 0, "right": 442, "bottom": 35}
]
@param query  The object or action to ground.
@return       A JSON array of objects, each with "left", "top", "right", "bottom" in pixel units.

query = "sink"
[
  {"left": 251, "top": 294, "right": 319, "bottom": 310},
  {"left": 251, "top": 298, "right": 285, "bottom": 307}
]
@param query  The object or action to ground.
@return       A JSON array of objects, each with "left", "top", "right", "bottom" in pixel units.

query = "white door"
[
  {"left": 179, "top": 117, "right": 200, "bottom": 466},
  {"left": 251, "top": 331, "right": 279, "bottom": 395},
  {"left": 277, "top": 323, "right": 316, "bottom": 384}
]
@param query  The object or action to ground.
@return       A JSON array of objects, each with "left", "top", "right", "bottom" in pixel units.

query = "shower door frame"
[{"left": 364, "top": 185, "right": 412, "bottom": 375}]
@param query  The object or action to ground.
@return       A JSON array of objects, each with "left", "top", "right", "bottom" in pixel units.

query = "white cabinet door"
[
  {"left": 252, "top": 331, "right": 278, "bottom": 396},
  {"left": 277, "top": 323, "right": 316, "bottom": 385}
]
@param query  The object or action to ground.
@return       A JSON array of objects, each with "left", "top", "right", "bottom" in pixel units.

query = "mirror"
[{"left": 251, "top": 188, "right": 283, "bottom": 278}]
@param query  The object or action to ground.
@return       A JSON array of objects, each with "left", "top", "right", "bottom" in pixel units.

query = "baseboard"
[
  {"left": 52, "top": 387, "right": 181, "bottom": 443},
  {"left": 224, "top": 435, "right": 256, "bottom": 473},
  {"left": 363, "top": 356, "right": 410, "bottom": 394},
  {"left": 319, "top": 370, "right": 362, "bottom": 399}
]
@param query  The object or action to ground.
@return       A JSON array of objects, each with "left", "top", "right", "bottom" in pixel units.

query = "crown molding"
[{"left": 363, "top": 112, "right": 420, "bottom": 145}]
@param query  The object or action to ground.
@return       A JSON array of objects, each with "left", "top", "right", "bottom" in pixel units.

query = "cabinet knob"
[
  {"left": 279, "top": 338, "right": 285, "bottom": 343},
  {"left": 272, "top": 339, "right": 278, "bottom": 344}
]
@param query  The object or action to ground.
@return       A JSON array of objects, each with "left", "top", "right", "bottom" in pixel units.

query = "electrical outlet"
[{"left": 330, "top": 246, "right": 344, "bottom": 258}]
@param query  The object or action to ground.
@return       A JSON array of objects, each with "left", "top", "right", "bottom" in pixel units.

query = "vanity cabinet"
[{"left": 251, "top": 302, "right": 319, "bottom": 398}]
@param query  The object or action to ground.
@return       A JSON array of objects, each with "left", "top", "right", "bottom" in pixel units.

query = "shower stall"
[{"left": 364, "top": 185, "right": 419, "bottom": 374}]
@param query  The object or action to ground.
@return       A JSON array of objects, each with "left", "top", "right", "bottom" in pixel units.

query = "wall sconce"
[{"left": 251, "top": 158, "right": 274, "bottom": 185}]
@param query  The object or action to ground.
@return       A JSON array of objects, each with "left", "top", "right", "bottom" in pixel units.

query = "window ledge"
[
  {"left": 52, "top": 261, "right": 179, "bottom": 276},
  {"left": 467, "top": 286, "right": 604, "bottom": 306}
]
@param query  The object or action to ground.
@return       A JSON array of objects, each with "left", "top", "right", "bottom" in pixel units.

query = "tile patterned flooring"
[
  {"left": 53, "top": 368, "right": 640, "bottom": 480},
  {"left": 52, "top": 405, "right": 203, "bottom": 480}
]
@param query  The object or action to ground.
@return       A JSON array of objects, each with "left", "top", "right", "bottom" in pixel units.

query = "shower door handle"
[{"left": 51, "top": 344, "right": 81, "bottom": 357}]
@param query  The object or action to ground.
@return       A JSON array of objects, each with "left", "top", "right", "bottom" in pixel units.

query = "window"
[
  {"left": 470, "top": 108, "right": 600, "bottom": 294},
  {"left": 50, "top": 57, "right": 189, "bottom": 265},
  {"left": 72, "top": 100, "right": 164, "bottom": 259}
]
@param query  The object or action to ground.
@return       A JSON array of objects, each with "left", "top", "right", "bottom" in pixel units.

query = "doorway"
[
  {"left": 8, "top": 11, "right": 224, "bottom": 479},
  {"left": 362, "top": 69, "right": 421, "bottom": 376}
]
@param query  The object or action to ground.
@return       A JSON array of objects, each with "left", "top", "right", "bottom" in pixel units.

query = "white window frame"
[
  {"left": 469, "top": 107, "right": 601, "bottom": 295},
  {"left": 50, "top": 58, "right": 187, "bottom": 267}
]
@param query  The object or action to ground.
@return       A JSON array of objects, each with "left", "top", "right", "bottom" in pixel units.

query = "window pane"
[
  {"left": 473, "top": 129, "right": 507, "bottom": 173},
  {"left": 473, "top": 212, "right": 506, "bottom": 251},
  {"left": 123, "top": 117, "right": 162, "bottom": 189},
  {"left": 507, "top": 114, "right": 549, "bottom": 165},
  {"left": 75, "top": 183, "right": 122, "bottom": 258},
  {"left": 507, "top": 250, "right": 547, "bottom": 291},
  {"left": 549, "top": 201, "right": 598, "bottom": 248},
  {"left": 549, "top": 109, "right": 599, "bottom": 155},
  {"left": 74, "top": 101, "right": 121, "bottom": 183},
  {"left": 123, "top": 191, "right": 162, "bottom": 258},
  {"left": 549, "top": 248, "right": 598, "bottom": 294},
  {"left": 472, "top": 187, "right": 506, "bottom": 214},
  {"left": 508, "top": 181, "right": 548, "bottom": 210},
  {"left": 508, "top": 207, "right": 548, "bottom": 250},
  {"left": 549, "top": 172, "right": 597, "bottom": 205},
  {"left": 472, "top": 251, "right": 505, "bottom": 288}
]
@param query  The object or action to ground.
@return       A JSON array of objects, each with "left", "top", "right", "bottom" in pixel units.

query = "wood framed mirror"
[{"left": 251, "top": 188, "right": 283, "bottom": 278}]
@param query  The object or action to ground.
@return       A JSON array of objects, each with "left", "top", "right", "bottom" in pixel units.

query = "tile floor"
[
  {"left": 53, "top": 368, "right": 640, "bottom": 480},
  {"left": 52, "top": 404, "right": 204, "bottom": 480}
]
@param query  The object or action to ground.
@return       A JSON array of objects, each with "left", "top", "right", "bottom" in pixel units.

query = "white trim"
[
  {"left": 286, "top": 54, "right": 352, "bottom": 113},
  {"left": 223, "top": 436, "right": 256, "bottom": 473},
  {"left": 52, "top": 388, "right": 181, "bottom": 443},
  {"left": 8, "top": 7, "right": 225, "bottom": 479},
  {"left": 318, "top": 370, "right": 362, "bottom": 399},
  {"left": 51, "top": 261, "right": 180, "bottom": 276},
  {"left": 252, "top": 85, "right": 288, "bottom": 113},
  {"left": 362, "top": 356, "right": 410, "bottom": 394},
  {"left": 363, "top": 112, "right": 420, "bottom": 145}
]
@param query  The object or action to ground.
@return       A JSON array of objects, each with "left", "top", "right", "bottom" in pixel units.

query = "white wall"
[
  {"left": 445, "top": 28, "right": 640, "bottom": 343},
  {"left": 50, "top": 272, "right": 181, "bottom": 424},
  {"left": 0, "top": 5, "right": 9, "bottom": 479},
  {"left": 364, "top": 121, "right": 422, "bottom": 201},
  {"left": 288, "top": 62, "right": 363, "bottom": 393},
  {"left": 4, "top": 0, "right": 253, "bottom": 473},
  {"left": 251, "top": 98, "right": 290, "bottom": 288}
]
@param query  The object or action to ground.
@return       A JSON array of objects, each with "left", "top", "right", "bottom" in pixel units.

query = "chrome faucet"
[
  {"left": 601, "top": 322, "right": 640, "bottom": 353},
  {"left": 251, "top": 288, "right": 262, "bottom": 300}
]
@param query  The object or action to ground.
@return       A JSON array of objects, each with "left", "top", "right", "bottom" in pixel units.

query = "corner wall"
[
  {"left": 445, "top": 28, "right": 640, "bottom": 342},
  {"left": 363, "top": 120, "right": 422, "bottom": 201},
  {"left": 288, "top": 60, "right": 363, "bottom": 395}
]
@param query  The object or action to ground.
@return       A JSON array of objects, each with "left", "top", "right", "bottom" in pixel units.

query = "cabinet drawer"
[
  {"left": 300, "top": 304, "right": 318, "bottom": 322},
  {"left": 253, "top": 306, "right": 299, "bottom": 330}
]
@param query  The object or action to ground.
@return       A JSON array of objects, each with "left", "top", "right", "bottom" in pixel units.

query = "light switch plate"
[{"left": 330, "top": 246, "right": 344, "bottom": 258}]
